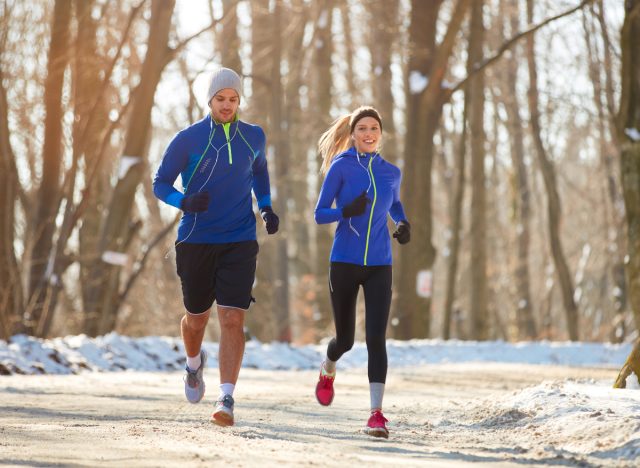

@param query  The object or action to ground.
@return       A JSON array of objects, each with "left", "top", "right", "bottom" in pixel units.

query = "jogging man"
[{"left": 153, "top": 67, "right": 279, "bottom": 426}]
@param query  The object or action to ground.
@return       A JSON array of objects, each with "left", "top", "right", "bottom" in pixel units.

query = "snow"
[
  {"left": 625, "top": 128, "right": 640, "bottom": 142},
  {"left": 408, "top": 70, "right": 428, "bottom": 94},
  {"left": 0, "top": 333, "right": 633, "bottom": 375},
  {"left": 2, "top": 333, "right": 639, "bottom": 464}
]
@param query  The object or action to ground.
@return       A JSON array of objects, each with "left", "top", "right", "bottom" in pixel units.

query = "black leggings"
[{"left": 326, "top": 262, "right": 392, "bottom": 383}]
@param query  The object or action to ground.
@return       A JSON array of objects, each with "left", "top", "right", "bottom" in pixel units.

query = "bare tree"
[
  {"left": 367, "top": 0, "right": 400, "bottom": 161},
  {"left": 618, "top": 0, "right": 640, "bottom": 330},
  {"left": 87, "top": 0, "right": 177, "bottom": 336},
  {"left": 583, "top": 2, "right": 628, "bottom": 342},
  {"left": 0, "top": 65, "right": 22, "bottom": 339},
  {"left": 442, "top": 94, "right": 468, "bottom": 340},
  {"left": 395, "top": 0, "right": 471, "bottom": 339},
  {"left": 525, "top": 0, "right": 579, "bottom": 340},
  {"left": 468, "top": 0, "right": 488, "bottom": 340},
  {"left": 25, "top": 0, "right": 72, "bottom": 336},
  {"left": 499, "top": 0, "right": 536, "bottom": 340},
  {"left": 312, "top": 0, "right": 335, "bottom": 335},
  {"left": 269, "top": 0, "right": 291, "bottom": 341},
  {"left": 219, "top": 0, "right": 242, "bottom": 73}
]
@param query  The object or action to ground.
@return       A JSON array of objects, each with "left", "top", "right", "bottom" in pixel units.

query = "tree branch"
[
  {"left": 77, "top": 1, "right": 145, "bottom": 152},
  {"left": 118, "top": 213, "right": 180, "bottom": 305},
  {"left": 447, "top": 0, "right": 594, "bottom": 97},
  {"left": 166, "top": 0, "right": 241, "bottom": 61}
]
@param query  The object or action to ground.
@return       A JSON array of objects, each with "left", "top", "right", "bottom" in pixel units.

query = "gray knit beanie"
[{"left": 207, "top": 67, "right": 241, "bottom": 106}]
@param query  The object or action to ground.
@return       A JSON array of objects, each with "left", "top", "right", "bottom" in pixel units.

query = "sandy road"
[{"left": 0, "top": 364, "right": 624, "bottom": 467}]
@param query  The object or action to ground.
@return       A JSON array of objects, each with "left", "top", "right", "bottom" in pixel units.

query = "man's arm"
[
  {"left": 153, "top": 132, "right": 188, "bottom": 209},
  {"left": 250, "top": 127, "right": 272, "bottom": 210}
]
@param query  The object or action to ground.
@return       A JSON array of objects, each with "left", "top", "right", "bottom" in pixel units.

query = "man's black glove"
[
  {"left": 342, "top": 191, "right": 369, "bottom": 218},
  {"left": 180, "top": 191, "right": 210, "bottom": 213},
  {"left": 260, "top": 206, "right": 279, "bottom": 235},
  {"left": 393, "top": 220, "right": 411, "bottom": 244}
]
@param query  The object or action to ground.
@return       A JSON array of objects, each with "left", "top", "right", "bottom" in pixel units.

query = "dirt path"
[{"left": 0, "top": 363, "right": 626, "bottom": 467}]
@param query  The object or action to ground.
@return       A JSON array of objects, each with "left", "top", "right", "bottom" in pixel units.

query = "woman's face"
[
  {"left": 209, "top": 88, "right": 240, "bottom": 123},
  {"left": 352, "top": 116, "right": 382, "bottom": 154}
]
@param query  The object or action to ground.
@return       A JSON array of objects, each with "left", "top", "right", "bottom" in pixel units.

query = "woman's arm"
[{"left": 314, "top": 163, "right": 343, "bottom": 224}]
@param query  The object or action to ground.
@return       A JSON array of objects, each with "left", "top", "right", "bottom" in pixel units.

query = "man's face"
[{"left": 209, "top": 88, "right": 240, "bottom": 123}]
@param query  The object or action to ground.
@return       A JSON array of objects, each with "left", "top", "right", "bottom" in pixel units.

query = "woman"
[{"left": 314, "top": 106, "right": 410, "bottom": 438}]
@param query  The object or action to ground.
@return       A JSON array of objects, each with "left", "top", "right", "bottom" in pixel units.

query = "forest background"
[{"left": 2, "top": 0, "right": 640, "bottom": 347}]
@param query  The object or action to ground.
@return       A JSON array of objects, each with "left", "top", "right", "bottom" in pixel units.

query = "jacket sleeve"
[
  {"left": 251, "top": 127, "right": 272, "bottom": 210},
  {"left": 153, "top": 131, "right": 187, "bottom": 209},
  {"left": 314, "top": 162, "right": 343, "bottom": 224},
  {"left": 389, "top": 168, "right": 408, "bottom": 224}
]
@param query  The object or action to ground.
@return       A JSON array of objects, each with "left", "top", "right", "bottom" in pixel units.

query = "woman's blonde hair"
[{"left": 318, "top": 106, "right": 382, "bottom": 175}]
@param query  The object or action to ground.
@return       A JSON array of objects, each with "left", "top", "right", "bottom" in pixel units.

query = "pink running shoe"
[
  {"left": 365, "top": 410, "right": 389, "bottom": 439},
  {"left": 315, "top": 363, "right": 335, "bottom": 406}
]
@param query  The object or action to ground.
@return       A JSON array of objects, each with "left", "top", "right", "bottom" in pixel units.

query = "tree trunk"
[
  {"left": 525, "top": 0, "right": 579, "bottom": 341},
  {"left": 617, "top": 1, "right": 640, "bottom": 331},
  {"left": 614, "top": 339, "right": 640, "bottom": 388},
  {"left": 312, "top": 0, "right": 335, "bottom": 336},
  {"left": 468, "top": 0, "right": 488, "bottom": 341},
  {"left": 269, "top": 0, "right": 291, "bottom": 341},
  {"left": 584, "top": 2, "right": 628, "bottom": 342},
  {"left": 442, "top": 96, "right": 468, "bottom": 340},
  {"left": 284, "top": 0, "right": 314, "bottom": 341},
  {"left": 0, "top": 66, "right": 23, "bottom": 339},
  {"left": 395, "top": 0, "right": 470, "bottom": 339},
  {"left": 367, "top": 0, "right": 400, "bottom": 162},
  {"left": 87, "top": 0, "right": 176, "bottom": 337},
  {"left": 500, "top": 0, "right": 536, "bottom": 340},
  {"left": 338, "top": 2, "right": 358, "bottom": 108},
  {"left": 247, "top": 0, "right": 272, "bottom": 340},
  {"left": 25, "top": 0, "right": 72, "bottom": 336},
  {"left": 219, "top": 0, "right": 242, "bottom": 73},
  {"left": 80, "top": 3, "right": 140, "bottom": 333},
  {"left": 394, "top": 0, "right": 440, "bottom": 339}
]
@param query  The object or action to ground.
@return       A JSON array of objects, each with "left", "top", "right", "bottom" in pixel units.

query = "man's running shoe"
[
  {"left": 184, "top": 349, "right": 207, "bottom": 404},
  {"left": 212, "top": 394, "right": 235, "bottom": 426},
  {"left": 364, "top": 410, "right": 389, "bottom": 439},
  {"left": 315, "top": 362, "right": 335, "bottom": 406}
]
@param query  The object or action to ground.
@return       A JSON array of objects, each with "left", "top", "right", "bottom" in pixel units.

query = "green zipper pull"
[
  {"left": 363, "top": 157, "right": 377, "bottom": 266},
  {"left": 223, "top": 122, "right": 232, "bottom": 164}
]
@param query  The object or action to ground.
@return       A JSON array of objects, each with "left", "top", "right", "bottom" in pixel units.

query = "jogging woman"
[{"left": 313, "top": 106, "right": 410, "bottom": 438}]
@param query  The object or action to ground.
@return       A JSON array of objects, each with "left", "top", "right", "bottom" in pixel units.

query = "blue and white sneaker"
[
  {"left": 212, "top": 394, "right": 234, "bottom": 426},
  {"left": 184, "top": 349, "right": 207, "bottom": 404}
]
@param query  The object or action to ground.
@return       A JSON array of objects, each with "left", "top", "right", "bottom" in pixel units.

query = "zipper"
[
  {"left": 363, "top": 156, "right": 377, "bottom": 266},
  {"left": 223, "top": 122, "right": 232, "bottom": 164}
]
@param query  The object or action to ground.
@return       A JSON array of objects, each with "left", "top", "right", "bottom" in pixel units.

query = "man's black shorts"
[{"left": 175, "top": 240, "right": 259, "bottom": 314}]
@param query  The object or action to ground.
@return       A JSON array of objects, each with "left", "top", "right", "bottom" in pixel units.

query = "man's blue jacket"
[{"left": 153, "top": 114, "right": 271, "bottom": 243}]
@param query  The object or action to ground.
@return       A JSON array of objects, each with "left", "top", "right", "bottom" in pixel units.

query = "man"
[{"left": 153, "top": 67, "right": 279, "bottom": 426}]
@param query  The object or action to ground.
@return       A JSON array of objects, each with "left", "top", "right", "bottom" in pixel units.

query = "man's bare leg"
[
  {"left": 181, "top": 309, "right": 210, "bottom": 404},
  {"left": 212, "top": 306, "right": 245, "bottom": 426},
  {"left": 181, "top": 309, "right": 211, "bottom": 360},
  {"left": 217, "top": 306, "right": 245, "bottom": 384}
]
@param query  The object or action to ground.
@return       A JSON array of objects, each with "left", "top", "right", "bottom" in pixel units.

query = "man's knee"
[
  {"left": 183, "top": 310, "right": 210, "bottom": 331},
  {"left": 218, "top": 307, "right": 244, "bottom": 330}
]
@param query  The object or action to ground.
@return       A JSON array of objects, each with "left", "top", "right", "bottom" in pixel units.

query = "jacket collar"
[{"left": 207, "top": 113, "right": 239, "bottom": 128}]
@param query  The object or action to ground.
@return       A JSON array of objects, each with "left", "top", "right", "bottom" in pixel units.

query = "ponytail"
[{"left": 318, "top": 115, "right": 351, "bottom": 175}]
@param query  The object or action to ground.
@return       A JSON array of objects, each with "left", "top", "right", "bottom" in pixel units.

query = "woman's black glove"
[
  {"left": 180, "top": 191, "right": 210, "bottom": 213},
  {"left": 260, "top": 206, "right": 279, "bottom": 234},
  {"left": 393, "top": 220, "right": 411, "bottom": 244},
  {"left": 342, "top": 191, "right": 369, "bottom": 218}
]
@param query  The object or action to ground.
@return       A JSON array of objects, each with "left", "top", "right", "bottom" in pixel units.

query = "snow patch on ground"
[{"left": 0, "top": 333, "right": 632, "bottom": 375}]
